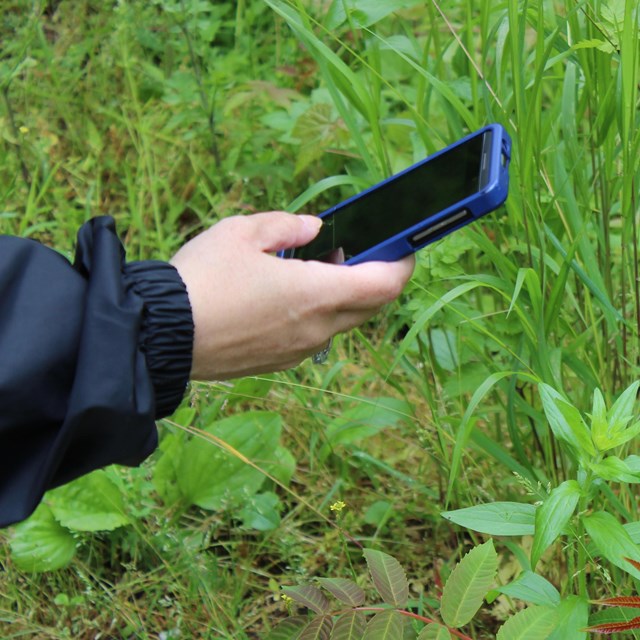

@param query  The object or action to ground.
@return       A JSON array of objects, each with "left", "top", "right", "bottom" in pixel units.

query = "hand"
[{"left": 170, "top": 211, "right": 415, "bottom": 380}]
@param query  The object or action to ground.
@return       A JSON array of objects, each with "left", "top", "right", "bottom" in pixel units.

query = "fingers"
[
  {"left": 236, "top": 211, "right": 323, "bottom": 253},
  {"left": 310, "top": 254, "right": 416, "bottom": 311}
]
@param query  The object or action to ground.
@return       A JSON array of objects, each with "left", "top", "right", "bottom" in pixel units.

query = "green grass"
[{"left": 2, "top": 0, "right": 640, "bottom": 638}]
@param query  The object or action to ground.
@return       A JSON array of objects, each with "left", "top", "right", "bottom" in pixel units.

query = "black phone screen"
[{"left": 293, "top": 131, "right": 489, "bottom": 261}]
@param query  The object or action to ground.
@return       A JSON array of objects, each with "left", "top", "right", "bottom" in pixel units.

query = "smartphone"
[{"left": 280, "top": 123, "right": 511, "bottom": 265}]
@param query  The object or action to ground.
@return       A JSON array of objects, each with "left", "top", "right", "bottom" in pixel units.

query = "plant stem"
[{"left": 353, "top": 607, "right": 475, "bottom": 640}]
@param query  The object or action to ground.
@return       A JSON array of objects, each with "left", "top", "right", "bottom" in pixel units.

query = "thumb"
[{"left": 249, "top": 211, "right": 323, "bottom": 253}]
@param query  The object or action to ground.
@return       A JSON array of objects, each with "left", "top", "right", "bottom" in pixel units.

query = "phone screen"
[{"left": 293, "top": 130, "right": 490, "bottom": 261}]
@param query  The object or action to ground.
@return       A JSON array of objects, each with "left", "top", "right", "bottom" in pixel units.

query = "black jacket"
[{"left": 0, "top": 216, "right": 193, "bottom": 527}]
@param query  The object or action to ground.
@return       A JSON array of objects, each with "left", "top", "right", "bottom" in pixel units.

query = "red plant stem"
[{"left": 353, "top": 607, "right": 475, "bottom": 640}]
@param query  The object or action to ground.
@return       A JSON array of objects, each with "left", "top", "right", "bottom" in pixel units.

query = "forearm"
[{"left": 0, "top": 217, "right": 193, "bottom": 527}]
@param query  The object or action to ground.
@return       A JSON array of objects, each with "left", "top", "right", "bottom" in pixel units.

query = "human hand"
[{"left": 170, "top": 211, "right": 415, "bottom": 380}]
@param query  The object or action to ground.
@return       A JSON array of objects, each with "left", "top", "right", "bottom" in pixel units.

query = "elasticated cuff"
[{"left": 124, "top": 261, "right": 194, "bottom": 418}]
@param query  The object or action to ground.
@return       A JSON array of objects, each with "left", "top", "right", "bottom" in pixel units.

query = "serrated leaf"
[
  {"left": 299, "top": 616, "right": 333, "bottom": 640},
  {"left": 362, "top": 610, "right": 405, "bottom": 639},
  {"left": 593, "top": 596, "right": 640, "bottom": 608},
  {"left": 442, "top": 502, "right": 536, "bottom": 536},
  {"left": 441, "top": 540, "right": 498, "bottom": 628},
  {"left": 418, "top": 623, "right": 452, "bottom": 639},
  {"left": 583, "top": 511, "right": 640, "bottom": 580},
  {"left": 266, "top": 616, "right": 307, "bottom": 640},
  {"left": 585, "top": 617, "right": 640, "bottom": 634},
  {"left": 531, "top": 480, "right": 580, "bottom": 569},
  {"left": 363, "top": 548, "right": 409, "bottom": 607},
  {"left": 331, "top": 611, "right": 367, "bottom": 640},
  {"left": 283, "top": 585, "right": 331, "bottom": 615},
  {"left": 496, "top": 606, "right": 558, "bottom": 639},
  {"left": 10, "top": 504, "right": 77, "bottom": 572},
  {"left": 317, "top": 578, "right": 365, "bottom": 607},
  {"left": 177, "top": 411, "right": 282, "bottom": 510},
  {"left": 48, "top": 469, "right": 130, "bottom": 532}
]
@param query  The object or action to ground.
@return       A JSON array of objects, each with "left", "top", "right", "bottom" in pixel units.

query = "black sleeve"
[{"left": 0, "top": 216, "right": 194, "bottom": 527}]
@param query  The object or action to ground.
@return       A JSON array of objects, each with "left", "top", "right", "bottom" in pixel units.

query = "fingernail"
[{"left": 300, "top": 215, "right": 323, "bottom": 232}]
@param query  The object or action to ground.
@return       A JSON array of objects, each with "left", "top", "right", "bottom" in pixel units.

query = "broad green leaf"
[
  {"left": 608, "top": 380, "right": 640, "bottom": 430},
  {"left": 538, "top": 384, "right": 594, "bottom": 456},
  {"left": 153, "top": 432, "right": 184, "bottom": 506},
  {"left": 10, "top": 504, "right": 76, "bottom": 572},
  {"left": 321, "top": 398, "right": 410, "bottom": 459},
  {"left": 177, "top": 411, "right": 282, "bottom": 510},
  {"left": 264, "top": 445, "right": 297, "bottom": 486},
  {"left": 48, "top": 470, "right": 129, "bottom": 532},
  {"left": 266, "top": 616, "right": 306, "bottom": 640},
  {"left": 317, "top": 578, "right": 365, "bottom": 607},
  {"left": 591, "top": 388, "right": 609, "bottom": 450},
  {"left": 418, "top": 624, "right": 452, "bottom": 639},
  {"left": 239, "top": 492, "right": 282, "bottom": 531},
  {"left": 547, "top": 596, "right": 588, "bottom": 640},
  {"left": 531, "top": 480, "right": 580, "bottom": 569},
  {"left": 496, "top": 606, "right": 557, "bottom": 639},
  {"left": 494, "top": 571, "right": 561, "bottom": 607},
  {"left": 583, "top": 511, "right": 640, "bottom": 579},
  {"left": 331, "top": 611, "right": 367, "bottom": 640},
  {"left": 282, "top": 585, "right": 331, "bottom": 615},
  {"left": 326, "top": 0, "right": 421, "bottom": 29},
  {"left": 362, "top": 611, "right": 405, "bottom": 639},
  {"left": 442, "top": 502, "right": 536, "bottom": 536},
  {"left": 441, "top": 540, "right": 498, "bottom": 628},
  {"left": 363, "top": 548, "right": 409, "bottom": 607},
  {"left": 299, "top": 615, "right": 333, "bottom": 640},
  {"left": 589, "top": 456, "right": 640, "bottom": 483}
]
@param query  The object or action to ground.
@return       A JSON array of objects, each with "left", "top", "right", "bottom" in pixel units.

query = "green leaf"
[
  {"left": 418, "top": 624, "right": 452, "bottom": 639},
  {"left": 608, "top": 380, "right": 639, "bottom": 430},
  {"left": 317, "top": 578, "right": 365, "bottom": 607},
  {"left": 282, "top": 585, "right": 331, "bottom": 615},
  {"left": 583, "top": 511, "right": 640, "bottom": 579},
  {"left": 362, "top": 611, "right": 405, "bottom": 639},
  {"left": 48, "top": 470, "right": 130, "bottom": 532},
  {"left": 496, "top": 606, "right": 558, "bottom": 639},
  {"left": 441, "top": 540, "right": 498, "bottom": 628},
  {"left": 538, "top": 384, "right": 595, "bottom": 456},
  {"left": 10, "top": 504, "right": 77, "bottom": 572},
  {"left": 589, "top": 456, "right": 640, "bottom": 483},
  {"left": 591, "top": 388, "right": 609, "bottom": 451},
  {"left": 547, "top": 596, "right": 588, "bottom": 640},
  {"left": 442, "top": 502, "right": 536, "bottom": 536},
  {"left": 177, "top": 411, "right": 282, "bottom": 510},
  {"left": 265, "top": 616, "right": 307, "bottom": 640},
  {"left": 299, "top": 615, "right": 333, "bottom": 640},
  {"left": 331, "top": 611, "right": 367, "bottom": 640},
  {"left": 531, "top": 480, "right": 580, "bottom": 569},
  {"left": 239, "top": 492, "right": 282, "bottom": 531},
  {"left": 363, "top": 548, "right": 409, "bottom": 607},
  {"left": 326, "top": 0, "right": 421, "bottom": 29},
  {"left": 494, "top": 571, "right": 561, "bottom": 607},
  {"left": 321, "top": 398, "right": 410, "bottom": 459}
]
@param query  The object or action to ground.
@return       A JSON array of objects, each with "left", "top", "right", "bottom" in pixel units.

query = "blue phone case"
[{"left": 282, "top": 123, "right": 511, "bottom": 265}]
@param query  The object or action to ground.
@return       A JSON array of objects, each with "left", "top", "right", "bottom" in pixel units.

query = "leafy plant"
[
  {"left": 270, "top": 541, "right": 499, "bottom": 639},
  {"left": 443, "top": 380, "right": 640, "bottom": 637}
]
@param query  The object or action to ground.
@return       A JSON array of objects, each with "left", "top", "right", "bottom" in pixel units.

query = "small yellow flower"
[
  {"left": 330, "top": 500, "right": 346, "bottom": 513},
  {"left": 281, "top": 594, "right": 293, "bottom": 605},
  {"left": 19, "top": 126, "right": 29, "bottom": 134}
]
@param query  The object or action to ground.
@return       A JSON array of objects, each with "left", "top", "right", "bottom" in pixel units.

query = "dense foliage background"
[{"left": 2, "top": 0, "right": 640, "bottom": 638}]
